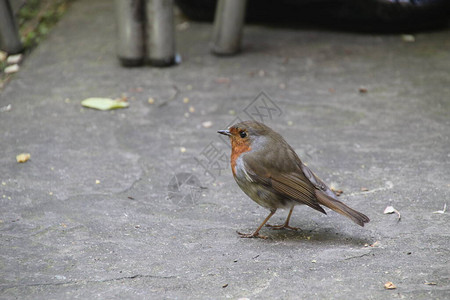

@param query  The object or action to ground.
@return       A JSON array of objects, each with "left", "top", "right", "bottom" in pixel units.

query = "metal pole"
[
  {"left": 211, "top": 0, "right": 247, "bottom": 55},
  {"left": 146, "top": 0, "right": 176, "bottom": 67},
  {"left": 0, "top": 0, "right": 23, "bottom": 54},
  {"left": 114, "top": 0, "right": 145, "bottom": 67}
]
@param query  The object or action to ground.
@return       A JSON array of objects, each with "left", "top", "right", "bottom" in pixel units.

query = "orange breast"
[{"left": 230, "top": 140, "right": 252, "bottom": 176}]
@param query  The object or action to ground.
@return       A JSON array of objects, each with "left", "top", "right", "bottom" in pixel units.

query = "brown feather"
[
  {"left": 315, "top": 191, "right": 370, "bottom": 227},
  {"left": 270, "top": 173, "right": 327, "bottom": 214}
]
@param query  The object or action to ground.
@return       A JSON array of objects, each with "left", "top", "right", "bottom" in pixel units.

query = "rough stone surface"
[{"left": 1, "top": 0, "right": 449, "bottom": 299}]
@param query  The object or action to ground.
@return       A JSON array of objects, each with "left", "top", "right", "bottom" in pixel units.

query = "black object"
[
  {"left": 175, "top": 0, "right": 450, "bottom": 32},
  {"left": 114, "top": 0, "right": 177, "bottom": 67},
  {"left": 0, "top": 0, "right": 23, "bottom": 54}
]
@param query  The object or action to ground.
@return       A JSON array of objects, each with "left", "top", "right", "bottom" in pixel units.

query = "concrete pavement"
[{"left": 0, "top": 0, "right": 449, "bottom": 299}]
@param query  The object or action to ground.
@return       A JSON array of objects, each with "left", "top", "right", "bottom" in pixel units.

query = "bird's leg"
[
  {"left": 237, "top": 209, "right": 276, "bottom": 239},
  {"left": 266, "top": 206, "right": 301, "bottom": 231}
]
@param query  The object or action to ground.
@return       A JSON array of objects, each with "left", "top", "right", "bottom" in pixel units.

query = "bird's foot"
[
  {"left": 265, "top": 223, "right": 301, "bottom": 231},
  {"left": 237, "top": 231, "right": 268, "bottom": 239}
]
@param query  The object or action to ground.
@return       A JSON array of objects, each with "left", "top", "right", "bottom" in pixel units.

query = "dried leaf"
[
  {"left": 432, "top": 203, "right": 447, "bottom": 214},
  {"left": 81, "top": 98, "right": 129, "bottom": 111},
  {"left": 16, "top": 153, "right": 31, "bottom": 163},
  {"left": 384, "top": 205, "right": 401, "bottom": 221},
  {"left": 384, "top": 282, "right": 396, "bottom": 289},
  {"left": 359, "top": 86, "right": 368, "bottom": 93},
  {"left": 384, "top": 206, "right": 396, "bottom": 214}
]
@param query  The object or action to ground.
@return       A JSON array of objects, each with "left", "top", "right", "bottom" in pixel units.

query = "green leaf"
[{"left": 81, "top": 98, "right": 129, "bottom": 111}]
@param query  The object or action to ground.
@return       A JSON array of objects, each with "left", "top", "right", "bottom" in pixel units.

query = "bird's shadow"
[{"left": 240, "top": 225, "right": 373, "bottom": 247}]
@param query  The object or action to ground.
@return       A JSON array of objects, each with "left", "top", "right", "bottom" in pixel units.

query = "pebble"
[
  {"left": 6, "top": 54, "right": 23, "bottom": 65},
  {"left": 4, "top": 64, "right": 19, "bottom": 74},
  {"left": 401, "top": 34, "right": 415, "bottom": 42},
  {"left": 202, "top": 121, "right": 213, "bottom": 128}
]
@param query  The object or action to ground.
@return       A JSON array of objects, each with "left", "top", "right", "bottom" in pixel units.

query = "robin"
[{"left": 218, "top": 120, "right": 369, "bottom": 239}]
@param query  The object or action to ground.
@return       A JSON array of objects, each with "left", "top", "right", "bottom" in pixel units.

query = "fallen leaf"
[
  {"left": 384, "top": 205, "right": 401, "bottom": 221},
  {"left": 81, "top": 98, "right": 129, "bottom": 111},
  {"left": 16, "top": 153, "right": 30, "bottom": 163},
  {"left": 432, "top": 203, "right": 446, "bottom": 214},
  {"left": 384, "top": 282, "right": 396, "bottom": 290},
  {"left": 359, "top": 86, "right": 368, "bottom": 93},
  {"left": 384, "top": 206, "right": 396, "bottom": 214}
]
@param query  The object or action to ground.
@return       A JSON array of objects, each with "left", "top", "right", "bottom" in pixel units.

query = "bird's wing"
[
  {"left": 243, "top": 156, "right": 326, "bottom": 214},
  {"left": 301, "top": 163, "right": 339, "bottom": 200}
]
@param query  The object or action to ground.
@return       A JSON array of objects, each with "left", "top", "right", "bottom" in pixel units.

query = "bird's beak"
[{"left": 217, "top": 129, "right": 231, "bottom": 136}]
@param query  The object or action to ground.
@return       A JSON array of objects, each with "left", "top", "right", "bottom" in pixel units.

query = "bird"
[{"left": 218, "top": 120, "right": 369, "bottom": 239}]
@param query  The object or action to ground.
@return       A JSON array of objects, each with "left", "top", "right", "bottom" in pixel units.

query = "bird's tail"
[{"left": 316, "top": 191, "right": 370, "bottom": 227}]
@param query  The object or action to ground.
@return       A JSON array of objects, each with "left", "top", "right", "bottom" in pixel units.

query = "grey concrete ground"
[{"left": 1, "top": 0, "right": 450, "bottom": 299}]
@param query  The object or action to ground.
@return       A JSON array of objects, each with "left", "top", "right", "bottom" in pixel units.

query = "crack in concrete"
[
  {"left": 0, "top": 274, "right": 177, "bottom": 290},
  {"left": 344, "top": 252, "right": 372, "bottom": 260}
]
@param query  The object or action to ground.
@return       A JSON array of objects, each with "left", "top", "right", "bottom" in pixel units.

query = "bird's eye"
[{"left": 239, "top": 131, "right": 247, "bottom": 138}]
